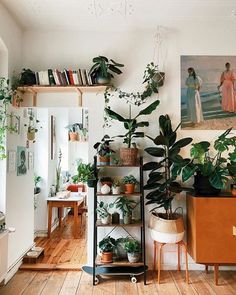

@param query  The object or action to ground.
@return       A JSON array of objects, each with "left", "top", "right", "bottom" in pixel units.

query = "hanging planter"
[{"left": 27, "top": 130, "right": 35, "bottom": 141}]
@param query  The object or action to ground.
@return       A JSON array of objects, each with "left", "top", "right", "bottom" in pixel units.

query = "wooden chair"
[
  {"left": 78, "top": 194, "right": 87, "bottom": 228},
  {"left": 153, "top": 240, "right": 189, "bottom": 284}
]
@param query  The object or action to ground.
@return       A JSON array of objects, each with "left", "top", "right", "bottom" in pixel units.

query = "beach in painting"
[{"left": 181, "top": 56, "right": 236, "bottom": 130}]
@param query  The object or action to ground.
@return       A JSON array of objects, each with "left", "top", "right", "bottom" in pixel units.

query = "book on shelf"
[{"left": 33, "top": 68, "right": 97, "bottom": 87}]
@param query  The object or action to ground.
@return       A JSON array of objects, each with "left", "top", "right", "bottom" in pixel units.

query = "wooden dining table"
[{"left": 47, "top": 192, "right": 85, "bottom": 238}]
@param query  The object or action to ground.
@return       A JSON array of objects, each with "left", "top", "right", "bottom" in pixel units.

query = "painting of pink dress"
[
  {"left": 219, "top": 70, "right": 236, "bottom": 113},
  {"left": 181, "top": 56, "right": 236, "bottom": 130}
]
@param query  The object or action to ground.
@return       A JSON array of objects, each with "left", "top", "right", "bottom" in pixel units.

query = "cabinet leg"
[
  {"left": 205, "top": 265, "right": 209, "bottom": 274},
  {"left": 214, "top": 264, "right": 219, "bottom": 285},
  {"left": 157, "top": 243, "right": 164, "bottom": 284}
]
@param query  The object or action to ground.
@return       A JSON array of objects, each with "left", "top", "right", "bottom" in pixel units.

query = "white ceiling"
[{"left": 2, "top": 0, "right": 236, "bottom": 31}]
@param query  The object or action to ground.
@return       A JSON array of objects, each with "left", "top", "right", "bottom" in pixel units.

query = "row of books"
[{"left": 35, "top": 69, "right": 94, "bottom": 86}]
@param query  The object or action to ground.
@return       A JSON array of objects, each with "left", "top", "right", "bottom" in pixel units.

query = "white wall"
[
  {"left": 21, "top": 21, "right": 236, "bottom": 269},
  {"left": 6, "top": 107, "right": 34, "bottom": 268},
  {"left": 0, "top": 3, "right": 22, "bottom": 75}
]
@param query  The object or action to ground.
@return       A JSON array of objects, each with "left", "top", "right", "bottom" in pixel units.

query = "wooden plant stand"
[{"left": 153, "top": 240, "right": 189, "bottom": 284}]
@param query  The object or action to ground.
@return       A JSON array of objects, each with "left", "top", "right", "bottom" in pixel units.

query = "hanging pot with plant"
[
  {"left": 24, "top": 111, "right": 41, "bottom": 142},
  {"left": 144, "top": 114, "right": 193, "bottom": 243},
  {"left": 105, "top": 99, "right": 160, "bottom": 166}
]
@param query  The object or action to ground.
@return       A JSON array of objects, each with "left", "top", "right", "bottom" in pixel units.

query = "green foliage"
[
  {"left": 93, "top": 135, "right": 115, "bottom": 157},
  {"left": 72, "top": 161, "right": 95, "bottom": 184},
  {"left": 110, "top": 196, "right": 138, "bottom": 215},
  {"left": 105, "top": 100, "right": 159, "bottom": 148},
  {"left": 89, "top": 56, "right": 124, "bottom": 80},
  {"left": 124, "top": 240, "right": 141, "bottom": 254},
  {"left": 96, "top": 201, "right": 110, "bottom": 219},
  {"left": 34, "top": 174, "right": 42, "bottom": 187},
  {"left": 182, "top": 128, "right": 236, "bottom": 189},
  {"left": 144, "top": 114, "right": 192, "bottom": 217},
  {"left": 122, "top": 175, "right": 138, "bottom": 184},
  {"left": 98, "top": 236, "right": 116, "bottom": 253},
  {"left": 24, "top": 111, "right": 41, "bottom": 133},
  {"left": 0, "top": 77, "right": 17, "bottom": 160},
  {"left": 112, "top": 178, "right": 121, "bottom": 187}
]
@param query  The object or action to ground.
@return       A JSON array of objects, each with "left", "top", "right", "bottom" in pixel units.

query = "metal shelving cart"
[{"left": 84, "top": 156, "right": 147, "bottom": 285}]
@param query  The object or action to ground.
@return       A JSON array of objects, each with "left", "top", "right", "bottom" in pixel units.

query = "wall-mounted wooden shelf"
[{"left": 16, "top": 85, "right": 107, "bottom": 107}]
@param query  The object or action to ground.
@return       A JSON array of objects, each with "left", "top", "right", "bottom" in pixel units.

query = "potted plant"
[
  {"left": 115, "top": 237, "right": 131, "bottom": 260},
  {"left": 112, "top": 178, "right": 121, "bottom": 194},
  {"left": 94, "top": 135, "right": 115, "bottom": 165},
  {"left": 110, "top": 196, "right": 137, "bottom": 224},
  {"left": 89, "top": 56, "right": 124, "bottom": 85},
  {"left": 72, "top": 161, "right": 96, "bottom": 188},
  {"left": 182, "top": 128, "right": 236, "bottom": 195},
  {"left": 0, "top": 78, "right": 17, "bottom": 159},
  {"left": 227, "top": 155, "right": 236, "bottom": 196},
  {"left": 98, "top": 236, "right": 116, "bottom": 263},
  {"left": 124, "top": 239, "right": 141, "bottom": 263},
  {"left": 65, "top": 123, "right": 81, "bottom": 141},
  {"left": 34, "top": 174, "right": 42, "bottom": 194},
  {"left": 24, "top": 112, "right": 41, "bottom": 142},
  {"left": 96, "top": 201, "right": 111, "bottom": 225},
  {"left": 105, "top": 100, "right": 159, "bottom": 165},
  {"left": 144, "top": 114, "right": 193, "bottom": 243},
  {"left": 122, "top": 175, "right": 138, "bottom": 194}
]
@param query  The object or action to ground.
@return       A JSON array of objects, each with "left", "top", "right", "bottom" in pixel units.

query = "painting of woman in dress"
[
  {"left": 181, "top": 56, "right": 236, "bottom": 130},
  {"left": 218, "top": 62, "right": 236, "bottom": 113},
  {"left": 185, "top": 67, "right": 204, "bottom": 126}
]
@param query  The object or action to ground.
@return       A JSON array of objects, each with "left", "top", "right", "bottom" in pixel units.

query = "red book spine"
[{"left": 68, "top": 70, "right": 74, "bottom": 85}]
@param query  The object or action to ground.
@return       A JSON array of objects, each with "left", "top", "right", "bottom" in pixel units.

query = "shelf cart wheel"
[
  {"left": 131, "top": 276, "right": 137, "bottom": 283},
  {"left": 95, "top": 276, "right": 100, "bottom": 285}
]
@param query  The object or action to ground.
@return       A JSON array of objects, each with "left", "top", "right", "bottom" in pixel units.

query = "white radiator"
[{"left": 0, "top": 231, "right": 8, "bottom": 284}]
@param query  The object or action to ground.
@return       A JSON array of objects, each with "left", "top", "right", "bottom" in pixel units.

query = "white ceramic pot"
[
  {"left": 112, "top": 186, "right": 121, "bottom": 195},
  {"left": 101, "top": 214, "right": 111, "bottom": 225},
  {"left": 127, "top": 252, "right": 140, "bottom": 263},
  {"left": 101, "top": 184, "right": 111, "bottom": 194},
  {"left": 149, "top": 212, "right": 185, "bottom": 243}
]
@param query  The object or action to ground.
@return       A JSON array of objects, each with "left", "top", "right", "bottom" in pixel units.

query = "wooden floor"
[
  {"left": 1, "top": 270, "right": 236, "bottom": 295},
  {"left": 20, "top": 215, "right": 87, "bottom": 271}
]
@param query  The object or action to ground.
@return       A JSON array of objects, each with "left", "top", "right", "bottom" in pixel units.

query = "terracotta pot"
[
  {"left": 149, "top": 212, "right": 185, "bottom": 243},
  {"left": 101, "top": 252, "right": 113, "bottom": 263},
  {"left": 69, "top": 132, "right": 78, "bottom": 141},
  {"left": 99, "top": 156, "right": 110, "bottom": 166},
  {"left": 119, "top": 148, "right": 138, "bottom": 166},
  {"left": 124, "top": 183, "right": 135, "bottom": 194},
  {"left": 27, "top": 131, "right": 35, "bottom": 141},
  {"left": 231, "top": 184, "right": 236, "bottom": 196}
]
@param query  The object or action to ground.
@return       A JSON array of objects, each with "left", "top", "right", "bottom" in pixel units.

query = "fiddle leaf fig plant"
[
  {"left": 144, "top": 114, "right": 193, "bottom": 219},
  {"left": 105, "top": 100, "right": 160, "bottom": 148}
]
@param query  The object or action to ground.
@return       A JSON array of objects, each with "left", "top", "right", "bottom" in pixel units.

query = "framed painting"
[
  {"left": 17, "top": 146, "right": 27, "bottom": 176},
  {"left": 181, "top": 55, "right": 236, "bottom": 130}
]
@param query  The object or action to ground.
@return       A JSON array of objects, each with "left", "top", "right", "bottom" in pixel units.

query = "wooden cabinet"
[{"left": 187, "top": 194, "right": 236, "bottom": 284}]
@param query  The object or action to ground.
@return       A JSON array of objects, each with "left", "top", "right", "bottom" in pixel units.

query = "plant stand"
[
  {"left": 89, "top": 156, "right": 147, "bottom": 285},
  {"left": 153, "top": 240, "right": 189, "bottom": 284}
]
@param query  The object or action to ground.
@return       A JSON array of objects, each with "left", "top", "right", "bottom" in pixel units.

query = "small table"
[{"left": 47, "top": 193, "right": 85, "bottom": 238}]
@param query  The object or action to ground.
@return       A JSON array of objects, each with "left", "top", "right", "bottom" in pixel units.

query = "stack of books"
[{"left": 35, "top": 69, "right": 94, "bottom": 86}]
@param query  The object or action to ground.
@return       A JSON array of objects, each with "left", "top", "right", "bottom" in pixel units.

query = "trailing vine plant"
[
  {"left": 0, "top": 78, "right": 17, "bottom": 159},
  {"left": 104, "top": 62, "right": 164, "bottom": 127}
]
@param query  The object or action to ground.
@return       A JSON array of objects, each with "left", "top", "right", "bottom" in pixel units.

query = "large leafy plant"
[
  {"left": 0, "top": 78, "right": 16, "bottom": 159},
  {"left": 72, "top": 161, "right": 95, "bottom": 183},
  {"left": 105, "top": 100, "right": 160, "bottom": 148},
  {"left": 89, "top": 56, "right": 124, "bottom": 80},
  {"left": 99, "top": 236, "right": 116, "bottom": 253},
  {"left": 182, "top": 128, "right": 236, "bottom": 189},
  {"left": 144, "top": 115, "right": 192, "bottom": 219}
]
